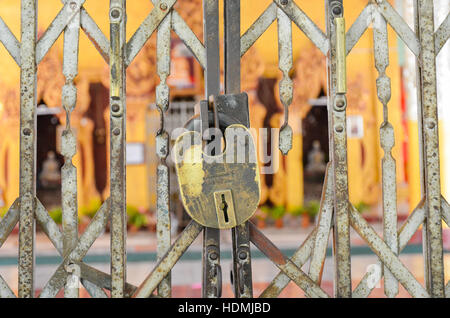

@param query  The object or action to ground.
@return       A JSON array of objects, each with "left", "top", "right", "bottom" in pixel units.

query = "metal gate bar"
[
  {"left": 0, "top": 0, "right": 448, "bottom": 298},
  {"left": 109, "top": 0, "right": 127, "bottom": 298},
  {"left": 201, "top": 0, "right": 221, "bottom": 299},
  {"left": 325, "top": 0, "right": 352, "bottom": 297},
  {"left": 18, "top": 0, "right": 37, "bottom": 299},
  {"left": 154, "top": 0, "right": 172, "bottom": 298},
  {"left": 415, "top": 0, "right": 445, "bottom": 297},
  {"left": 225, "top": 0, "right": 254, "bottom": 298}
]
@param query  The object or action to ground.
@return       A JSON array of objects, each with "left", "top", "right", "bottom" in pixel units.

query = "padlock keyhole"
[{"left": 221, "top": 194, "right": 229, "bottom": 223}]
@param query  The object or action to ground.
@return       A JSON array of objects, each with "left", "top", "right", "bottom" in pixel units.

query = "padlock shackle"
[{"left": 184, "top": 111, "right": 238, "bottom": 135}]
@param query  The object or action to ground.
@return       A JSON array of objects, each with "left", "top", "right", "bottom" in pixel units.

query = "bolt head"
[
  {"left": 112, "top": 104, "right": 120, "bottom": 112},
  {"left": 239, "top": 252, "right": 247, "bottom": 260},
  {"left": 23, "top": 128, "right": 31, "bottom": 136},
  {"left": 160, "top": 3, "right": 168, "bottom": 10},
  {"left": 209, "top": 252, "right": 218, "bottom": 261},
  {"left": 332, "top": 6, "right": 342, "bottom": 16},
  {"left": 110, "top": 9, "right": 120, "bottom": 19},
  {"left": 113, "top": 128, "right": 121, "bottom": 136},
  {"left": 280, "top": 0, "right": 288, "bottom": 5}
]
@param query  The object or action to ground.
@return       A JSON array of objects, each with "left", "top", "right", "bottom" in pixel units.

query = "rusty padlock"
[{"left": 173, "top": 123, "right": 260, "bottom": 229}]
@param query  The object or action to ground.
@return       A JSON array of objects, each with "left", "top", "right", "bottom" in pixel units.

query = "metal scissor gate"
[{"left": 0, "top": 0, "right": 449, "bottom": 298}]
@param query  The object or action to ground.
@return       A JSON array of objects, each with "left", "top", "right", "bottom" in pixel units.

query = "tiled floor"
[{"left": 1, "top": 224, "right": 450, "bottom": 298}]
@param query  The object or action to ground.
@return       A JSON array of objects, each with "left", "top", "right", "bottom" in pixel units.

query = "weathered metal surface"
[
  {"left": 80, "top": 279, "right": 109, "bottom": 298},
  {"left": 36, "top": 199, "right": 112, "bottom": 297},
  {"left": 171, "top": 11, "right": 206, "bottom": 69},
  {"left": 372, "top": 8, "right": 398, "bottom": 298},
  {"left": 249, "top": 222, "right": 329, "bottom": 298},
  {"left": 435, "top": 11, "right": 450, "bottom": 55},
  {"left": 76, "top": 261, "right": 138, "bottom": 298},
  {"left": 155, "top": 4, "right": 172, "bottom": 296},
  {"left": 201, "top": 0, "right": 222, "bottom": 299},
  {"left": 35, "top": 199, "right": 63, "bottom": 254},
  {"left": 231, "top": 223, "right": 253, "bottom": 297},
  {"left": 0, "top": 17, "right": 21, "bottom": 65},
  {"left": 224, "top": 0, "right": 241, "bottom": 96},
  {"left": 125, "top": 0, "right": 177, "bottom": 67},
  {"left": 345, "top": 4, "right": 373, "bottom": 55},
  {"left": 36, "top": 0, "right": 85, "bottom": 64},
  {"left": 39, "top": 199, "right": 110, "bottom": 297},
  {"left": 273, "top": 0, "right": 329, "bottom": 55},
  {"left": 260, "top": 165, "right": 333, "bottom": 298},
  {"left": 225, "top": 1, "right": 253, "bottom": 297},
  {"left": 441, "top": 196, "right": 450, "bottom": 226},
  {"left": 349, "top": 204, "right": 429, "bottom": 298},
  {"left": 61, "top": 1, "right": 81, "bottom": 297},
  {"left": 202, "top": 227, "right": 221, "bottom": 298},
  {"left": 0, "top": 275, "right": 16, "bottom": 298},
  {"left": 80, "top": 7, "right": 110, "bottom": 64},
  {"left": 353, "top": 200, "right": 426, "bottom": 298},
  {"left": 277, "top": 7, "right": 293, "bottom": 155},
  {"left": 415, "top": 0, "right": 445, "bottom": 298},
  {"left": 0, "top": 0, "right": 448, "bottom": 299},
  {"left": 259, "top": 228, "right": 316, "bottom": 298},
  {"left": 133, "top": 221, "right": 204, "bottom": 298},
  {"left": 308, "top": 164, "right": 333, "bottom": 284},
  {"left": 240, "top": 2, "right": 277, "bottom": 57},
  {"left": 18, "top": 0, "right": 37, "bottom": 298},
  {"left": 0, "top": 199, "right": 20, "bottom": 247},
  {"left": 109, "top": 0, "right": 127, "bottom": 298},
  {"left": 374, "top": 0, "right": 420, "bottom": 57},
  {"left": 326, "top": 0, "right": 352, "bottom": 298}
]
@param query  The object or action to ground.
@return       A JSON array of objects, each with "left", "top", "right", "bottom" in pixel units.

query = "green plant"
[
  {"left": 49, "top": 207, "right": 63, "bottom": 224},
  {"left": 355, "top": 202, "right": 370, "bottom": 213},
  {"left": 127, "top": 205, "right": 149, "bottom": 229},
  {"left": 80, "top": 199, "right": 102, "bottom": 219},
  {"left": 268, "top": 205, "right": 286, "bottom": 220},
  {"left": 305, "top": 200, "right": 320, "bottom": 219},
  {"left": 289, "top": 205, "right": 306, "bottom": 217}
]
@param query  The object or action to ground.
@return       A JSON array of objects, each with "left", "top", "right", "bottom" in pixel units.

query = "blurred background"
[{"left": 0, "top": 0, "right": 449, "bottom": 297}]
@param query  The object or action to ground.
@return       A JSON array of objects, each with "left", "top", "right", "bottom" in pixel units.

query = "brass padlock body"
[{"left": 174, "top": 124, "right": 260, "bottom": 229}]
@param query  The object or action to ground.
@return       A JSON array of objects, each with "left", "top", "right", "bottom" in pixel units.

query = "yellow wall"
[{"left": 0, "top": 0, "right": 408, "bottom": 212}]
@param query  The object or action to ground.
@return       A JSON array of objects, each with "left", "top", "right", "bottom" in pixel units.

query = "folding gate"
[{"left": 0, "top": 0, "right": 449, "bottom": 298}]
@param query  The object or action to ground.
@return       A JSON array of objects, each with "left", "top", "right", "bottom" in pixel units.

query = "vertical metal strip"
[
  {"left": 224, "top": 0, "right": 253, "bottom": 298},
  {"left": 411, "top": 0, "right": 430, "bottom": 292},
  {"left": 277, "top": 6, "right": 293, "bottom": 155},
  {"left": 203, "top": 0, "right": 221, "bottom": 98},
  {"left": 18, "top": 0, "right": 37, "bottom": 298},
  {"left": 308, "top": 164, "right": 334, "bottom": 284},
  {"left": 415, "top": 0, "right": 445, "bottom": 297},
  {"left": 325, "top": 0, "right": 352, "bottom": 297},
  {"left": 224, "top": 0, "right": 241, "bottom": 93},
  {"left": 202, "top": 0, "right": 221, "bottom": 298},
  {"left": 109, "top": 0, "right": 127, "bottom": 298},
  {"left": 155, "top": 1, "right": 172, "bottom": 297},
  {"left": 372, "top": 8, "right": 399, "bottom": 298},
  {"left": 61, "top": 0, "right": 81, "bottom": 298}
]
